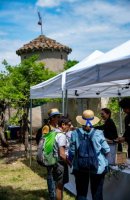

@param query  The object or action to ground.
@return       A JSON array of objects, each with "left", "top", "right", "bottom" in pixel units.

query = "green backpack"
[{"left": 37, "top": 131, "right": 58, "bottom": 166}]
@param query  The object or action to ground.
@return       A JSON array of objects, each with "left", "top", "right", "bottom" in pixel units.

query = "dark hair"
[
  {"left": 58, "top": 116, "right": 71, "bottom": 127},
  {"left": 101, "top": 108, "right": 111, "bottom": 118},
  {"left": 43, "top": 118, "right": 50, "bottom": 125},
  {"left": 119, "top": 98, "right": 130, "bottom": 109}
]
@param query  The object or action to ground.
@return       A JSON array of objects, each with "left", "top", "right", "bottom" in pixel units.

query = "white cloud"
[
  {"left": 73, "top": 1, "right": 130, "bottom": 26},
  {"left": 1, "top": 0, "right": 130, "bottom": 67},
  {"left": 36, "top": 0, "right": 61, "bottom": 7},
  {"left": 41, "top": 0, "right": 130, "bottom": 61},
  {"left": 36, "top": 0, "right": 77, "bottom": 7},
  {"left": 0, "top": 39, "right": 26, "bottom": 71}
]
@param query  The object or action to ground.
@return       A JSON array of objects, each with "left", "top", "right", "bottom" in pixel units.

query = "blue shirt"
[{"left": 69, "top": 128, "right": 110, "bottom": 174}]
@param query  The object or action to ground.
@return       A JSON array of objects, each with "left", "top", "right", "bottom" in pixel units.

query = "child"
[{"left": 53, "top": 116, "right": 72, "bottom": 200}]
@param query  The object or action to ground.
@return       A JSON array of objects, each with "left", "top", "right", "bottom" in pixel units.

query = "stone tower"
[{"left": 16, "top": 35, "right": 72, "bottom": 72}]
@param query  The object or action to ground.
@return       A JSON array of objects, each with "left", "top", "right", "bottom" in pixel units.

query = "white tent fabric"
[
  {"left": 67, "top": 79, "right": 130, "bottom": 98},
  {"left": 66, "top": 40, "right": 130, "bottom": 90},
  {"left": 30, "top": 50, "right": 104, "bottom": 99}
]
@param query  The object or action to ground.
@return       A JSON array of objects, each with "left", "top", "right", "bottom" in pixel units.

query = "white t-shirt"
[{"left": 53, "top": 132, "right": 68, "bottom": 159}]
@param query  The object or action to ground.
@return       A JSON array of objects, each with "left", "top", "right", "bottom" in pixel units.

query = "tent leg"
[
  {"left": 65, "top": 89, "right": 68, "bottom": 116},
  {"left": 29, "top": 99, "right": 32, "bottom": 167},
  {"left": 118, "top": 97, "right": 123, "bottom": 135},
  {"left": 62, "top": 90, "right": 65, "bottom": 115},
  {"left": 118, "top": 97, "right": 123, "bottom": 152}
]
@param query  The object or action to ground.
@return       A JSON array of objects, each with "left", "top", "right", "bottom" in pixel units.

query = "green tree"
[
  {"left": 0, "top": 55, "right": 56, "bottom": 152},
  {"left": 64, "top": 60, "right": 78, "bottom": 70},
  {"left": 108, "top": 98, "right": 119, "bottom": 114},
  {"left": 1, "top": 55, "right": 56, "bottom": 110}
]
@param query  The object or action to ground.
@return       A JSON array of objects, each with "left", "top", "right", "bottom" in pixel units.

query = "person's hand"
[
  {"left": 66, "top": 157, "right": 72, "bottom": 167},
  {"left": 106, "top": 139, "right": 113, "bottom": 144},
  {"left": 118, "top": 137, "right": 125, "bottom": 143},
  {"left": 70, "top": 125, "right": 76, "bottom": 131},
  {"left": 113, "top": 138, "right": 120, "bottom": 143}
]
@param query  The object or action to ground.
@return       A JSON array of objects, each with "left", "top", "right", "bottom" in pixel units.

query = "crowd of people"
[
  {"left": 1, "top": 97, "right": 130, "bottom": 200},
  {"left": 36, "top": 97, "right": 130, "bottom": 200}
]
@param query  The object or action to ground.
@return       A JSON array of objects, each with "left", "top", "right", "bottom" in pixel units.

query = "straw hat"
[
  {"left": 48, "top": 108, "right": 61, "bottom": 117},
  {"left": 76, "top": 110, "right": 100, "bottom": 126}
]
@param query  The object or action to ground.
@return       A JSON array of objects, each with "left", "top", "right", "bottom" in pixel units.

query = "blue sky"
[{"left": 1, "top": 0, "right": 130, "bottom": 70}]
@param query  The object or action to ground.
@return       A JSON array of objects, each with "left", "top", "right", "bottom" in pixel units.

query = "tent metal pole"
[
  {"left": 62, "top": 90, "right": 65, "bottom": 115},
  {"left": 65, "top": 89, "right": 68, "bottom": 116},
  {"left": 118, "top": 97, "right": 123, "bottom": 135},
  {"left": 29, "top": 99, "right": 32, "bottom": 166},
  {"left": 62, "top": 73, "right": 66, "bottom": 115}
]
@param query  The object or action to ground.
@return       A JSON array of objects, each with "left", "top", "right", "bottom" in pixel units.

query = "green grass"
[{"left": 0, "top": 157, "right": 75, "bottom": 200}]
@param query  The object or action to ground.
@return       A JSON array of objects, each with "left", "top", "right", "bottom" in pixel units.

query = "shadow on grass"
[
  {"left": 22, "top": 159, "right": 75, "bottom": 199},
  {"left": 22, "top": 158, "right": 47, "bottom": 179},
  {"left": 0, "top": 185, "right": 49, "bottom": 200},
  {"left": 0, "top": 140, "right": 37, "bottom": 164}
]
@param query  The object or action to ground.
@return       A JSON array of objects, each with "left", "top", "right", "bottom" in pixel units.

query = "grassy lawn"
[{"left": 0, "top": 143, "right": 75, "bottom": 200}]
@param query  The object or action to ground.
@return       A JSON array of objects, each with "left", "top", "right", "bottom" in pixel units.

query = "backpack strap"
[
  {"left": 77, "top": 128, "right": 96, "bottom": 140},
  {"left": 76, "top": 128, "right": 83, "bottom": 140},
  {"left": 89, "top": 129, "right": 96, "bottom": 140}
]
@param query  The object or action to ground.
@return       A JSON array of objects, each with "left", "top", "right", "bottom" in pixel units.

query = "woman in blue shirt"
[{"left": 69, "top": 110, "right": 110, "bottom": 200}]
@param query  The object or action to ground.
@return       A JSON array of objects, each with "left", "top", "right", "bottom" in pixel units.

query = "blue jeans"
[{"left": 47, "top": 166, "right": 56, "bottom": 200}]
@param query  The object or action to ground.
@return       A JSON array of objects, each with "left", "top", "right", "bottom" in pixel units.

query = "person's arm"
[
  {"left": 94, "top": 124, "right": 104, "bottom": 130},
  {"left": 123, "top": 116, "right": 130, "bottom": 142},
  {"left": 103, "top": 119, "right": 118, "bottom": 141},
  {"left": 59, "top": 146, "right": 66, "bottom": 161},
  {"left": 42, "top": 125, "right": 49, "bottom": 134},
  {"left": 110, "top": 119, "right": 118, "bottom": 139},
  {"left": 100, "top": 131, "right": 110, "bottom": 155},
  {"left": 59, "top": 146, "right": 71, "bottom": 165},
  {"left": 68, "top": 130, "right": 76, "bottom": 162}
]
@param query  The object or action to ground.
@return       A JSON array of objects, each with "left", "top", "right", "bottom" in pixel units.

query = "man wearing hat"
[
  {"left": 69, "top": 110, "right": 110, "bottom": 200},
  {"left": 42, "top": 108, "right": 61, "bottom": 200},
  {"left": 42, "top": 108, "right": 61, "bottom": 134}
]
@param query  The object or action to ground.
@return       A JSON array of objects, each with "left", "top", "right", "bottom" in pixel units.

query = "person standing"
[
  {"left": 69, "top": 110, "right": 110, "bottom": 200},
  {"left": 42, "top": 108, "right": 61, "bottom": 200},
  {"left": 119, "top": 98, "right": 130, "bottom": 158},
  {"left": 53, "top": 116, "right": 72, "bottom": 200},
  {"left": 95, "top": 108, "right": 118, "bottom": 143}
]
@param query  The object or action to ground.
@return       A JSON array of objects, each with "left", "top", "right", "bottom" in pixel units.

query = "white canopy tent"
[
  {"left": 29, "top": 40, "right": 130, "bottom": 166},
  {"left": 66, "top": 79, "right": 130, "bottom": 98},
  {"left": 30, "top": 50, "right": 104, "bottom": 99},
  {"left": 29, "top": 50, "right": 104, "bottom": 166},
  {"left": 30, "top": 40, "right": 130, "bottom": 100},
  {"left": 66, "top": 40, "right": 130, "bottom": 94}
]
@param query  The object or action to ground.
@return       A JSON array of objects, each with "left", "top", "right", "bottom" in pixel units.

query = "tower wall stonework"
[{"left": 21, "top": 50, "right": 67, "bottom": 72}]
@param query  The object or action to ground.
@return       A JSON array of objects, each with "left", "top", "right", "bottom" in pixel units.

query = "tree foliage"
[
  {"left": 108, "top": 98, "right": 120, "bottom": 114},
  {"left": 64, "top": 60, "right": 78, "bottom": 70},
  {"left": 0, "top": 55, "right": 56, "bottom": 112}
]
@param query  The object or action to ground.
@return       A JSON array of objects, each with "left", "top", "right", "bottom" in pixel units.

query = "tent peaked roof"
[
  {"left": 67, "top": 50, "right": 103, "bottom": 72},
  {"left": 30, "top": 50, "right": 104, "bottom": 99},
  {"left": 66, "top": 40, "right": 130, "bottom": 89}
]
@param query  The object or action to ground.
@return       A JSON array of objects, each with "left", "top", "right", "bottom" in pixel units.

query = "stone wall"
[
  {"left": 21, "top": 50, "right": 68, "bottom": 72},
  {"left": 39, "top": 98, "right": 101, "bottom": 127},
  {"left": 4, "top": 98, "right": 125, "bottom": 136}
]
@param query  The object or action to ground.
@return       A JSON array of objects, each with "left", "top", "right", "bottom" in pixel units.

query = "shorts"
[{"left": 53, "top": 161, "right": 69, "bottom": 185}]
